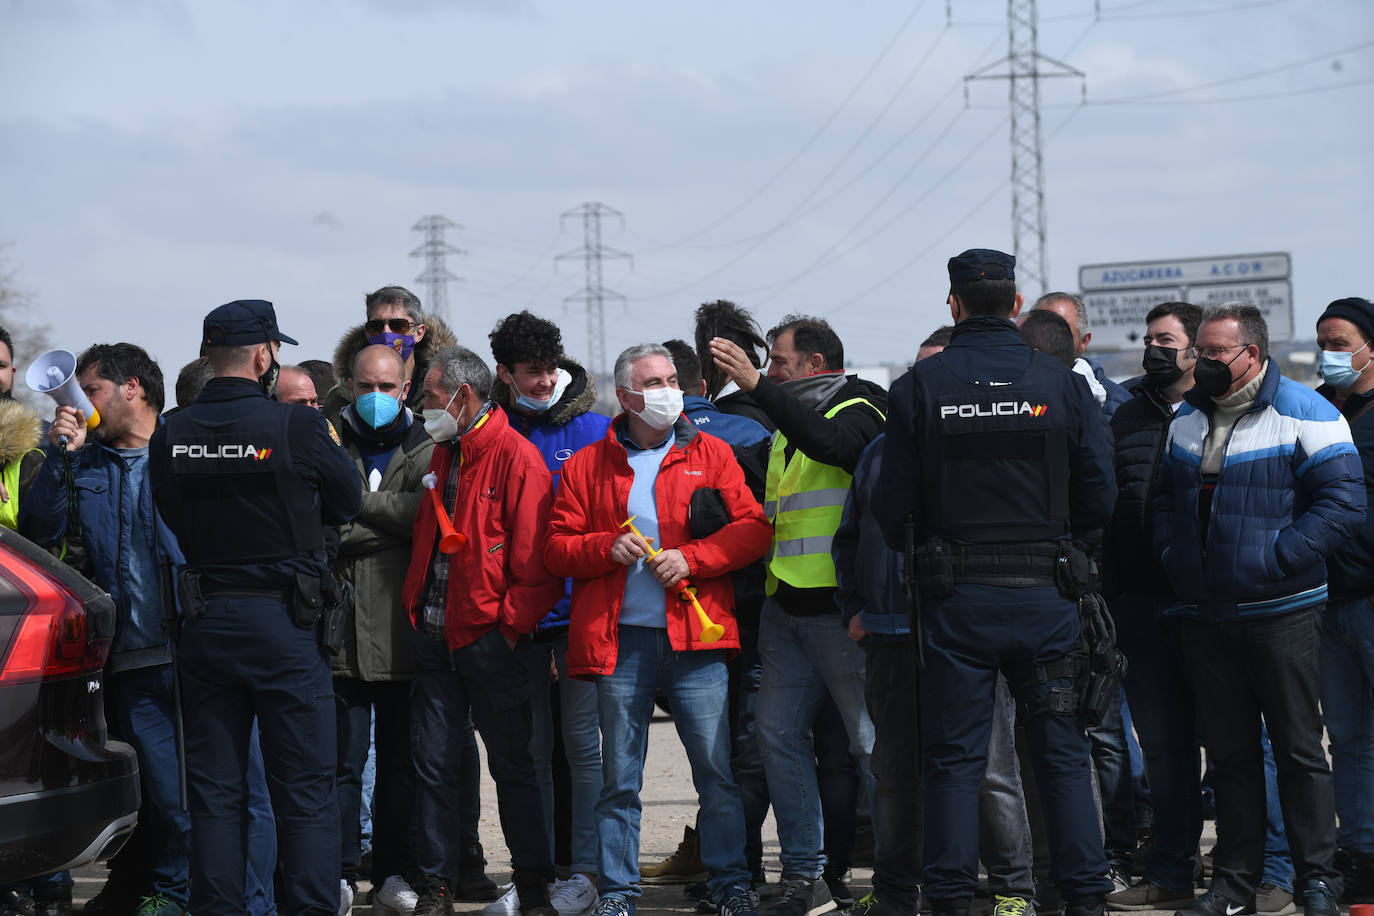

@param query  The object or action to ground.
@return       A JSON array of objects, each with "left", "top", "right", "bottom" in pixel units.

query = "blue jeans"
[
  {"left": 596, "top": 625, "right": 749, "bottom": 901},
  {"left": 527, "top": 637, "right": 603, "bottom": 875},
  {"left": 756, "top": 598, "right": 876, "bottom": 878},
  {"left": 1114, "top": 593, "right": 1202, "bottom": 892},
  {"left": 1181, "top": 608, "right": 1338, "bottom": 902},
  {"left": 1261, "top": 724, "right": 1295, "bottom": 892},
  {"left": 178, "top": 595, "right": 333, "bottom": 916},
  {"left": 109, "top": 664, "right": 192, "bottom": 906},
  {"left": 979, "top": 675, "right": 1034, "bottom": 899},
  {"left": 1320, "top": 597, "right": 1374, "bottom": 853}
]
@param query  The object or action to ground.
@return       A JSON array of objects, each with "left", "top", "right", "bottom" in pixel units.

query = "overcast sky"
[{"left": 2, "top": 0, "right": 1371, "bottom": 384}]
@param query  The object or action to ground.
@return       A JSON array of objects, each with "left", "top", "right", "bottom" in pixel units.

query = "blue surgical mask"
[
  {"left": 1318, "top": 344, "right": 1368, "bottom": 390},
  {"left": 517, "top": 391, "right": 554, "bottom": 412},
  {"left": 356, "top": 391, "right": 402, "bottom": 429}
]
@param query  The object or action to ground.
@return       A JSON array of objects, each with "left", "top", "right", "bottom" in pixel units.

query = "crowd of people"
[{"left": 0, "top": 252, "right": 1369, "bottom": 916}]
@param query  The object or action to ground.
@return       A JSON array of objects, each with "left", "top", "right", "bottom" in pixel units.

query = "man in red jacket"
[
  {"left": 401, "top": 344, "right": 564, "bottom": 916},
  {"left": 545, "top": 343, "right": 773, "bottom": 916}
]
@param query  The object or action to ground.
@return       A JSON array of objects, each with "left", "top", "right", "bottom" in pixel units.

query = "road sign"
[
  {"left": 1077, "top": 252, "right": 1292, "bottom": 350},
  {"left": 1079, "top": 253, "right": 1290, "bottom": 292}
]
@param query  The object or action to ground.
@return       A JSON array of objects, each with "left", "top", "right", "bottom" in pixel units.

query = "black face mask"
[
  {"left": 1142, "top": 345, "right": 1183, "bottom": 387},
  {"left": 260, "top": 344, "right": 280, "bottom": 400},
  {"left": 1193, "top": 349, "right": 1246, "bottom": 399}
]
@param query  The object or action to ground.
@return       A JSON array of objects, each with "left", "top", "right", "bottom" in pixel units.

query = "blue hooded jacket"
[{"left": 496, "top": 359, "right": 611, "bottom": 635}]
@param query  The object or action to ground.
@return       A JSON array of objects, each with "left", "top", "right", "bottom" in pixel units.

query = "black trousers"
[{"left": 1181, "top": 606, "right": 1340, "bottom": 902}]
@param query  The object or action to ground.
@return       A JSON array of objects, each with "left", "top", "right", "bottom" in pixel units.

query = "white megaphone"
[{"left": 25, "top": 350, "right": 102, "bottom": 439}]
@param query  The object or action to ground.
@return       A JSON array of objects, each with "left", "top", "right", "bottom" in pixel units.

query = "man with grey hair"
[
  {"left": 402, "top": 345, "right": 564, "bottom": 916},
  {"left": 546, "top": 342, "right": 773, "bottom": 916},
  {"left": 1152, "top": 303, "right": 1363, "bottom": 916},
  {"left": 323, "top": 284, "right": 459, "bottom": 422},
  {"left": 1032, "top": 292, "right": 1130, "bottom": 417}
]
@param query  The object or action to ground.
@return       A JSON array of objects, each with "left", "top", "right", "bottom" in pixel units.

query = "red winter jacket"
[
  {"left": 545, "top": 414, "right": 772, "bottom": 678},
  {"left": 402, "top": 405, "right": 564, "bottom": 651}
]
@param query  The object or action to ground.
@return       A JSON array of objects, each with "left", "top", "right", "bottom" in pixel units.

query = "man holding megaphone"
[{"left": 544, "top": 342, "right": 773, "bottom": 916}]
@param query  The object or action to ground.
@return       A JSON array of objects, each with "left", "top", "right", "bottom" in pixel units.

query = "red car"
[{"left": 0, "top": 526, "right": 140, "bottom": 885}]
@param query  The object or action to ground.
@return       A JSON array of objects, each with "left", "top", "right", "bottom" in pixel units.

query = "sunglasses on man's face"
[{"left": 365, "top": 317, "right": 415, "bottom": 335}]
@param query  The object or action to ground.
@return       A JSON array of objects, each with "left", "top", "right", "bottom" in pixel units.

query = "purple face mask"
[{"left": 368, "top": 331, "right": 416, "bottom": 362}]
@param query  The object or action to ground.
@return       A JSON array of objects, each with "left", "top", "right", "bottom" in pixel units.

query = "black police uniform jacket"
[
  {"left": 875, "top": 316, "right": 1116, "bottom": 552},
  {"left": 149, "top": 377, "right": 362, "bottom": 588}
]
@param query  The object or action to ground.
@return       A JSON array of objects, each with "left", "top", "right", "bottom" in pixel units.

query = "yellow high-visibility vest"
[{"left": 764, "top": 396, "right": 882, "bottom": 593}]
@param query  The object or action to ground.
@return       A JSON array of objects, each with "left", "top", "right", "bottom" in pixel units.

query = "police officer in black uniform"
[
  {"left": 876, "top": 251, "right": 1117, "bottom": 916},
  {"left": 149, "top": 300, "right": 361, "bottom": 916}
]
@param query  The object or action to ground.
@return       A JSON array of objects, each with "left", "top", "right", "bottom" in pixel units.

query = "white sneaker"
[
  {"left": 339, "top": 879, "right": 355, "bottom": 916},
  {"left": 375, "top": 875, "right": 420, "bottom": 915},
  {"left": 551, "top": 875, "right": 599, "bottom": 916},
  {"left": 483, "top": 883, "right": 521, "bottom": 916}
]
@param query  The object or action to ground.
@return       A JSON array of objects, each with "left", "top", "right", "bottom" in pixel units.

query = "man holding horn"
[{"left": 545, "top": 342, "right": 772, "bottom": 916}]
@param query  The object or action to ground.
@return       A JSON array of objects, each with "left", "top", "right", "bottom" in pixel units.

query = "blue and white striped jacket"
[{"left": 1152, "top": 363, "right": 1366, "bottom": 621}]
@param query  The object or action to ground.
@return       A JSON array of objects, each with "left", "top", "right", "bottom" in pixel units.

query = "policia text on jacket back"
[
  {"left": 149, "top": 299, "right": 362, "bottom": 916},
  {"left": 875, "top": 251, "right": 1118, "bottom": 916}
]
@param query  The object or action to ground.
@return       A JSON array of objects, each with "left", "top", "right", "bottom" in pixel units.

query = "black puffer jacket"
[
  {"left": 1103, "top": 382, "right": 1177, "bottom": 597},
  {"left": 1322, "top": 386, "right": 1374, "bottom": 600}
]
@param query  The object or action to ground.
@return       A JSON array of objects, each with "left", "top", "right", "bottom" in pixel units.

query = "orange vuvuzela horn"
[
  {"left": 620, "top": 516, "right": 724, "bottom": 643},
  {"left": 422, "top": 472, "right": 467, "bottom": 555}
]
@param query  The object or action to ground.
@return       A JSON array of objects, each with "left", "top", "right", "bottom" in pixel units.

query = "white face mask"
[
  {"left": 423, "top": 389, "right": 461, "bottom": 442},
  {"left": 627, "top": 386, "right": 684, "bottom": 431}
]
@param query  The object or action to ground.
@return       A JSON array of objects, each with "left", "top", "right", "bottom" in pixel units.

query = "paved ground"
[{"left": 72, "top": 709, "right": 1347, "bottom": 916}]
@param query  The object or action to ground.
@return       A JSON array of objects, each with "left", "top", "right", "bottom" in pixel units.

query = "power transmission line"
[
  {"left": 556, "top": 203, "right": 632, "bottom": 376},
  {"left": 410, "top": 215, "right": 465, "bottom": 322},
  {"left": 964, "top": 0, "right": 1086, "bottom": 298}
]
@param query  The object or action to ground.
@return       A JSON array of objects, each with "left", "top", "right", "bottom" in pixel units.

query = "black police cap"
[
  {"left": 202, "top": 299, "right": 300, "bottom": 349},
  {"left": 948, "top": 249, "right": 1016, "bottom": 285}
]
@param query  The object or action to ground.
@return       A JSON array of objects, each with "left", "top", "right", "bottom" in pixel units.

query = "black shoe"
[
  {"left": 413, "top": 875, "right": 454, "bottom": 916},
  {"left": 0, "top": 894, "right": 37, "bottom": 916},
  {"left": 456, "top": 842, "right": 500, "bottom": 902},
  {"left": 1174, "top": 890, "right": 1254, "bottom": 916},
  {"left": 765, "top": 876, "right": 836, "bottom": 916},
  {"left": 1035, "top": 881, "right": 1064, "bottom": 916},
  {"left": 81, "top": 883, "right": 141, "bottom": 916},
  {"left": 1064, "top": 897, "right": 1106, "bottom": 916},
  {"left": 823, "top": 873, "right": 854, "bottom": 910},
  {"left": 1300, "top": 880, "right": 1337, "bottom": 916},
  {"left": 514, "top": 877, "right": 556, "bottom": 916},
  {"left": 1336, "top": 848, "right": 1374, "bottom": 903}
]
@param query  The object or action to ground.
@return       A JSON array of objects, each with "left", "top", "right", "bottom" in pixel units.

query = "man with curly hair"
[{"left": 490, "top": 310, "right": 611, "bottom": 916}]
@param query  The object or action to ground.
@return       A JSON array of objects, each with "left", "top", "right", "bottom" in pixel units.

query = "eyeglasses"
[
  {"left": 364, "top": 317, "right": 415, "bottom": 335},
  {"left": 1197, "top": 344, "right": 1246, "bottom": 361}
]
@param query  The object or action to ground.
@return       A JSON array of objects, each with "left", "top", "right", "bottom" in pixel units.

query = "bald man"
[
  {"left": 278, "top": 365, "right": 319, "bottom": 408},
  {"left": 333, "top": 344, "right": 436, "bottom": 912}
]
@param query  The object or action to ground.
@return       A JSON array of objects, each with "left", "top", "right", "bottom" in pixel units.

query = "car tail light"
[{"left": 0, "top": 553, "right": 111, "bottom": 685}]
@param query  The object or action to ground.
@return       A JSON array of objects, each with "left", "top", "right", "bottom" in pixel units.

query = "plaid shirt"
[{"left": 420, "top": 443, "right": 461, "bottom": 640}]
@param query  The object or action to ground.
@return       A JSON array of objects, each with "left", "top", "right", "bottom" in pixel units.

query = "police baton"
[{"left": 159, "top": 557, "right": 189, "bottom": 813}]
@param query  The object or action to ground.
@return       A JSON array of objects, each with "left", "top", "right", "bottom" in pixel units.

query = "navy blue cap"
[
  {"left": 202, "top": 299, "right": 299, "bottom": 348},
  {"left": 948, "top": 249, "right": 1016, "bottom": 285},
  {"left": 1318, "top": 297, "right": 1374, "bottom": 345}
]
